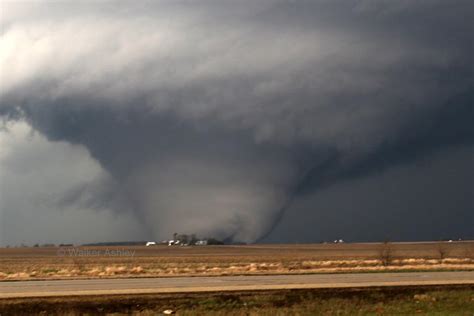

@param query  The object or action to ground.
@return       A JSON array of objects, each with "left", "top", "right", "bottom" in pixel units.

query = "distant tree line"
[{"left": 172, "top": 233, "right": 224, "bottom": 245}]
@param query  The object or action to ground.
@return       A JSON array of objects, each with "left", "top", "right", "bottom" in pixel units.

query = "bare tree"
[
  {"left": 378, "top": 240, "right": 393, "bottom": 266},
  {"left": 435, "top": 242, "right": 449, "bottom": 260}
]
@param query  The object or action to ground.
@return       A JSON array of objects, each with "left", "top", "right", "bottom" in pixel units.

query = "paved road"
[{"left": 1, "top": 271, "right": 473, "bottom": 298}]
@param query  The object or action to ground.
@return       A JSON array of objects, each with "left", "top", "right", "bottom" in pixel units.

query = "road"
[{"left": 1, "top": 271, "right": 473, "bottom": 298}]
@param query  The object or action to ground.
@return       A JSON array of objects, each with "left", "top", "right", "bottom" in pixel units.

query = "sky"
[{"left": 0, "top": 0, "right": 473, "bottom": 246}]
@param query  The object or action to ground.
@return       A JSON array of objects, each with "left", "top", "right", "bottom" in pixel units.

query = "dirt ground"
[{"left": 0, "top": 241, "right": 473, "bottom": 280}]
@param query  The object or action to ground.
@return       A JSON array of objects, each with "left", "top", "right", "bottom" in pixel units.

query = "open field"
[
  {"left": 1, "top": 241, "right": 473, "bottom": 281},
  {"left": 1, "top": 285, "right": 473, "bottom": 315}
]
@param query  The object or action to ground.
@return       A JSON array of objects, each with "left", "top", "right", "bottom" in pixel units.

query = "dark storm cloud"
[
  {"left": 258, "top": 90, "right": 474, "bottom": 241},
  {"left": 1, "top": 0, "right": 473, "bottom": 243},
  {"left": 264, "top": 145, "right": 474, "bottom": 243}
]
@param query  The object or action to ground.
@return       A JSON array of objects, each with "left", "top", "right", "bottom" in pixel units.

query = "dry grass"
[
  {"left": 1, "top": 286, "right": 473, "bottom": 315},
  {"left": 1, "top": 242, "right": 473, "bottom": 281}
]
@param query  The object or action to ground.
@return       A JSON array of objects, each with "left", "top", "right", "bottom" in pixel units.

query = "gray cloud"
[
  {"left": 0, "top": 1, "right": 472, "bottom": 244},
  {"left": 0, "top": 121, "right": 147, "bottom": 246}
]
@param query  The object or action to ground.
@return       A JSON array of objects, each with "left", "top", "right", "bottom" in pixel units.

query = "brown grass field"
[{"left": 1, "top": 241, "right": 473, "bottom": 281}]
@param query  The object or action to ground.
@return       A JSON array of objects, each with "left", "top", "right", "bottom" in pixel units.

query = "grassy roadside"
[
  {"left": 1, "top": 285, "right": 473, "bottom": 315},
  {"left": 1, "top": 267, "right": 474, "bottom": 284}
]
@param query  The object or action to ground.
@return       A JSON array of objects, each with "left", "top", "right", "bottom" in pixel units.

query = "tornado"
[{"left": 1, "top": 1, "right": 473, "bottom": 245}]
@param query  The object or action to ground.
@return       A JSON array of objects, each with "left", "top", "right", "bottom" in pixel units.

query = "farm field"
[{"left": 0, "top": 241, "right": 473, "bottom": 281}]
